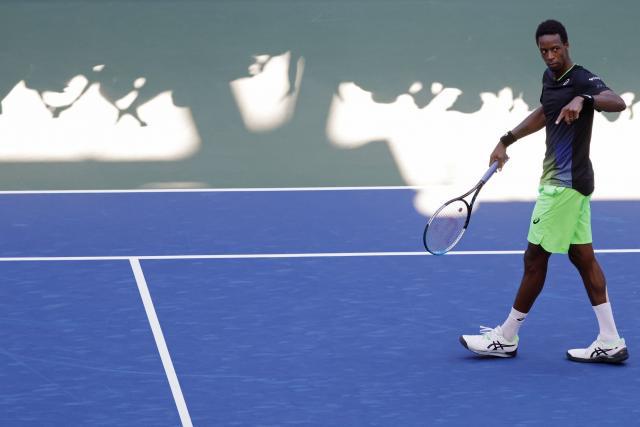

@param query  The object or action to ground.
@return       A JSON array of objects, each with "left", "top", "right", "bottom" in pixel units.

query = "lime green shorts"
[{"left": 527, "top": 185, "right": 592, "bottom": 254}]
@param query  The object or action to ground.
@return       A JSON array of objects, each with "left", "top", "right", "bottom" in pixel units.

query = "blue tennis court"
[{"left": 1, "top": 189, "right": 639, "bottom": 426}]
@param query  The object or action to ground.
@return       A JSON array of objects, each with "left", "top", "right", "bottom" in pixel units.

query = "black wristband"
[
  {"left": 499, "top": 130, "right": 517, "bottom": 147},
  {"left": 579, "top": 94, "right": 595, "bottom": 109}
]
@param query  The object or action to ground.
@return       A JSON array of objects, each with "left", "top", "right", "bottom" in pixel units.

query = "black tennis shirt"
[{"left": 539, "top": 64, "right": 609, "bottom": 196}]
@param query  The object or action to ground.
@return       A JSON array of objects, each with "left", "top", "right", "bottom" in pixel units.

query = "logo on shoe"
[
  {"left": 533, "top": 217, "right": 540, "bottom": 224},
  {"left": 487, "top": 341, "right": 516, "bottom": 351},
  {"left": 590, "top": 347, "right": 614, "bottom": 358}
]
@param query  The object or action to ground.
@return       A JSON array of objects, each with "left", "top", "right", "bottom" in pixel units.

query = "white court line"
[
  {"left": 129, "top": 258, "right": 193, "bottom": 427},
  {"left": 0, "top": 186, "right": 421, "bottom": 195},
  {"left": 0, "top": 249, "right": 638, "bottom": 262},
  {"left": 4, "top": 188, "right": 638, "bottom": 203}
]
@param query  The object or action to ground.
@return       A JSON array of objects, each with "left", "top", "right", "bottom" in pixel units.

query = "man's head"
[{"left": 535, "top": 20, "right": 572, "bottom": 75}]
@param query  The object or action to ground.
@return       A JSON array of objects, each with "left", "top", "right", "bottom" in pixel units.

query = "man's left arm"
[
  {"left": 591, "top": 90, "right": 627, "bottom": 112},
  {"left": 555, "top": 90, "right": 626, "bottom": 125}
]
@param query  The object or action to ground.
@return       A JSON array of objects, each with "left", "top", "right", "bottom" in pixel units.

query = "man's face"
[{"left": 537, "top": 34, "right": 570, "bottom": 73}]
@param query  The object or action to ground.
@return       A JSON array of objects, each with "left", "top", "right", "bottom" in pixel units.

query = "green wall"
[{"left": 1, "top": 0, "right": 637, "bottom": 189}]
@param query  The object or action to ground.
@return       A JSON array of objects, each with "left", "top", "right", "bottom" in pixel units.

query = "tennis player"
[{"left": 460, "top": 20, "right": 629, "bottom": 363}]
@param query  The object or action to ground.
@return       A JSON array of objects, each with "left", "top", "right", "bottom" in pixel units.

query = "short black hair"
[{"left": 535, "top": 19, "right": 568, "bottom": 44}]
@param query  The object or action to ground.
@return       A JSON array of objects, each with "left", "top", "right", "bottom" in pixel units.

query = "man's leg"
[
  {"left": 513, "top": 243, "right": 552, "bottom": 312},
  {"left": 459, "top": 243, "right": 551, "bottom": 357},
  {"left": 568, "top": 243, "right": 606, "bottom": 305},
  {"left": 499, "top": 243, "right": 551, "bottom": 341},
  {"left": 566, "top": 243, "right": 628, "bottom": 363},
  {"left": 568, "top": 243, "right": 617, "bottom": 339}
]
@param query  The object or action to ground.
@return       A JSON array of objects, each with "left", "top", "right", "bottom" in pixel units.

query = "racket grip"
[{"left": 480, "top": 161, "right": 501, "bottom": 183}]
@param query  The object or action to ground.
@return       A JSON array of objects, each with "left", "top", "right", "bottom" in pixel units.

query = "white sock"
[
  {"left": 593, "top": 302, "right": 620, "bottom": 342},
  {"left": 500, "top": 307, "right": 527, "bottom": 341}
]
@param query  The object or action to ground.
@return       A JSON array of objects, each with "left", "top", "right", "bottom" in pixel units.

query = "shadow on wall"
[
  {"left": 2, "top": 48, "right": 639, "bottom": 215},
  {"left": 0, "top": 64, "right": 200, "bottom": 162},
  {"left": 230, "top": 52, "right": 305, "bottom": 133},
  {"left": 0, "top": 51, "right": 306, "bottom": 161},
  {"left": 326, "top": 81, "right": 639, "bottom": 214},
  {"left": 1, "top": 1, "right": 638, "bottom": 197}
]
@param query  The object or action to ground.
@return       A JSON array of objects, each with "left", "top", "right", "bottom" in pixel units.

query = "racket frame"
[{"left": 422, "top": 161, "right": 500, "bottom": 255}]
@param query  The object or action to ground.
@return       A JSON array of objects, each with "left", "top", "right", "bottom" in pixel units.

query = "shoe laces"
[
  {"left": 591, "top": 335, "right": 622, "bottom": 349},
  {"left": 479, "top": 325, "right": 501, "bottom": 339}
]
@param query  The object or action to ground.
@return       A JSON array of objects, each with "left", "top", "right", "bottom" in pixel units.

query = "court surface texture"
[{"left": 1, "top": 188, "right": 639, "bottom": 426}]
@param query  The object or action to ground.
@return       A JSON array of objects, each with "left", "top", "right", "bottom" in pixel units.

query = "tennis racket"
[{"left": 422, "top": 161, "right": 503, "bottom": 255}]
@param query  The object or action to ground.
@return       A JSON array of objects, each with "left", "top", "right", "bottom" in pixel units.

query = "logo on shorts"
[{"left": 533, "top": 217, "right": 540, "bottom": 224}]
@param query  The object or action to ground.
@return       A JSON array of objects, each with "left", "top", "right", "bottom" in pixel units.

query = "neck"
[{"left": 553, "top": 61, "right": 574, "bottom": 80}]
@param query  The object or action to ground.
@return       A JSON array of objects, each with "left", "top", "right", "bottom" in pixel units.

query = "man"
[{"left": 459, "top": 19, "right": 628, "bottom": 363}]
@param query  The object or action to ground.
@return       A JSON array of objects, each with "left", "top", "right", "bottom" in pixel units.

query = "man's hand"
[
  {"left": 555, "top": 96, "right": 584, "bottom": 125},
  {"left": 490, "top": 141, "right": 509, "bottom": 170}
]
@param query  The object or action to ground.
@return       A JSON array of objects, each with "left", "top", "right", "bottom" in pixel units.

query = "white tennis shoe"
[
  {"left": 459, "top": 325, "right": 518, "bottom": 358},
  {"left": 566, "top": 336, "right": 629, "bottom": 363}
]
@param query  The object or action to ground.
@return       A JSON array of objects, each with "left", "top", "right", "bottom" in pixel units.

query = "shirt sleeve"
[{"left": 577, "top": 68, "right": 610, "bottom": 96}]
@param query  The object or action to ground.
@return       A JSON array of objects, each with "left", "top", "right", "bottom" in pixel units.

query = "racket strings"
[{"left": 424, "top": 201, "right": 468, "bottom": 254}]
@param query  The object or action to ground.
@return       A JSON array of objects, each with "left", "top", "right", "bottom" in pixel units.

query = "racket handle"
[{"left": 480, "top": 160, "right": 501, "bottom": 183}]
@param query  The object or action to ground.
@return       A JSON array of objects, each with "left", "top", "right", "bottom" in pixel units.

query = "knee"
[
  {"left": 523, "top": 247, "right": 549, "bottom": 274},
  {"left": 567, "top": 250, "right": 580, "bottom": 267},
  {"left": 568, "top": 247, "right": 595, "bottom": 269}
]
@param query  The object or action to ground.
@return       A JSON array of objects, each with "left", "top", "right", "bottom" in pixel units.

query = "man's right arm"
[{"left": 490, "top": 106, "right": 546, "bottom": 169}]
